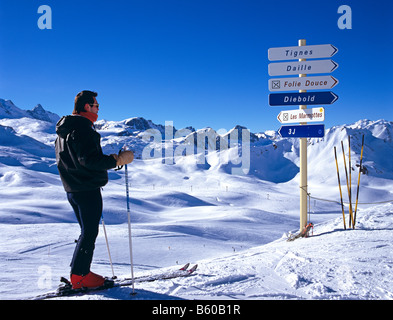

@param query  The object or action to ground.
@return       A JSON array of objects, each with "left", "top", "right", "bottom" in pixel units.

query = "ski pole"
[
  {"left": 124, "top": 156, "right": 136, "bottom": 295},
  {"left": 334, "top": 146, "right": 346, "bottom": 230},
  {"left": 341, "top": 141, "right": 355, "bottom": 228},
  {"left": 348, "top": 136, "right": 352, "bottom": 226},
  {"left": 353, "top": 134, "right": 365, "bottom": 227},
  {"left": 101, "top": 216, "right": 116, "bottom": 279}
]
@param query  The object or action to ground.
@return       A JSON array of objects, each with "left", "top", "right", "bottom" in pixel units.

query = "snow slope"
[{"left": 0, "top": 98, "right": 392, "bottom": 300}]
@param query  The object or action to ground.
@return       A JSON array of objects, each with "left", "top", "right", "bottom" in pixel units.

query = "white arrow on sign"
[
  {"left": 277, "top": 108, "right": 325, "bottom": 124},
  {"left": 268, "top": 60, "right": 338, "bottom": 76},
  {"left": 269, "top": 75, "right": 339, "bottom": 92},
  {"left": 268, "top": 44, "right": 338, "bottom": 61}
]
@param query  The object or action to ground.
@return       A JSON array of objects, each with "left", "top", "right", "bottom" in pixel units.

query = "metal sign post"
[{"left": 268, "top": 39, "right": 339, "bottom": 232}]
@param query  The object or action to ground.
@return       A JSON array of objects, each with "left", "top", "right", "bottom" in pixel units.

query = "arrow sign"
[
  {"left": 278, "top": 124, "right": 325, "bottom": 138},
  {"left": 268, "top": 44, "right": 338, "bottom": 61},
  {"left": 269, "top": 92, "right": 338, "bottom": 106},
  {"left": 268, "top": 60, "right": 338, "bottom": 76},
  {"left": 277, "top": 108, "right": 325, "bottom": 124},
  {"left": 269, "top": 76, "right": 339, "bottom": 92}
]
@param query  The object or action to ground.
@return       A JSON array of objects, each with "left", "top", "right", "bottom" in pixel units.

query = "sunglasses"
[{"left": 89, "top": 103, "right": 99, "bottom": 109}]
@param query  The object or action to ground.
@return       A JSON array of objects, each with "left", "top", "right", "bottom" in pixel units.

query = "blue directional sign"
[
  {"left": 269, "top": 92, "right": 338, "bottom": 106},
  {"left": 278, "top": 124, "right": 325, "bottom": 138}
]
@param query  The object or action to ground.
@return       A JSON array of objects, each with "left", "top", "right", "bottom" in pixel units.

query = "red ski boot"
[{"left": 71, "top": 271, "right": 105, "bottom": 289}]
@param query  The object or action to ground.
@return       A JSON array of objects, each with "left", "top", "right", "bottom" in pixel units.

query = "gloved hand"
[{"left": 112, "top": 150, "right": 134, "bottom": 166}]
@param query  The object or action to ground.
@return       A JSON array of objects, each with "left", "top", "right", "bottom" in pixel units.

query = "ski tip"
[
  {"left": 180, "top": 263, "right": 190, "bottom": 271},
  {"left": 60, "top": 276, "right": 71, "bottom": 285},
  {"left": 104, "top": 279, "right": 115, "bottom": 288},
  {"left": 188, "top": 264, "right": 198, "bottom": 273}
]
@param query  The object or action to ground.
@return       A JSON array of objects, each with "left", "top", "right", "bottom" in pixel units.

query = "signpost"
[
  {"left": 269, "top": 76, "right": 339, "bottom": 92},
  {"left": 268, "top": 59, "right": 338, "bottom": 76},
  {"left": 269, "top": 92, "right": 338, "bottom": 106},
  {"left": 298, "top": 39, "right": 308, "bottom": 233},
  {"left": 267, "top": 39, "right": 339, "bottom": 231},
  {"left": 277, "top": 108, "right": 325, "bottom": 124},
  {"left": 268, "top": 44, "right": 338, "bottom": 61},
  {"left": 278, "top": 124, "right": 325, "bottom": 138}
]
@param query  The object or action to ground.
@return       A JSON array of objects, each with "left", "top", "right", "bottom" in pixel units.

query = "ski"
[
  {"left": 287, "top": 223, "right": 314, "bottom": 242},
  {"left": 30, "top": 263, "right": 198, "bottom": 300}
]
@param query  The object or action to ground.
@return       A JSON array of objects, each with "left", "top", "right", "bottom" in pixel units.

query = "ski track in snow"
[{"left": 1, "top": 202, "right": 392, "bottom": 300}]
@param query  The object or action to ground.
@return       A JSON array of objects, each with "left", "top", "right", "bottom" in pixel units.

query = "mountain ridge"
[{"left": 0, "top": 98, "right": 392, "bottom": 183}]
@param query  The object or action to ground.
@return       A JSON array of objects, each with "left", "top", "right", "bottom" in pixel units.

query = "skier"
[{"left": 55, "top": 90, "right": 134, "bottom": 289}]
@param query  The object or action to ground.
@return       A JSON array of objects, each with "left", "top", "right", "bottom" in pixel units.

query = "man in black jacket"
[{"left": 55, "top": 90, "right": 133, "bottom": 289}]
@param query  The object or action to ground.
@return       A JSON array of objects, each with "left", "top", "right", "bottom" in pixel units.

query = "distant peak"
[
  {"left": 33, "top": 104, "right": 44, "bottom": 110},
  {"left": 0, "top": 97, "right": 60, "bottom": 123}
]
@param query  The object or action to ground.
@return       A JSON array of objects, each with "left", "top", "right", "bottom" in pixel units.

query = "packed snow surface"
[{"left": 0, "top": 99, "right": 392, "bottom": 300}]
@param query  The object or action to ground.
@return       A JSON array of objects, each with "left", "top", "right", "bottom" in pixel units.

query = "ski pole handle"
[
  {"left": 114, "top": 145, "right": 129, "bottom": 171},
  {"left": 114, "top": 148, "right": 124, "bottom": 171}
]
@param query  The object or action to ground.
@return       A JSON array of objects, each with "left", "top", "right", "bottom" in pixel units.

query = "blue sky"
[{"left": 0, "top": 0, "right": 392, "bottom": 133}]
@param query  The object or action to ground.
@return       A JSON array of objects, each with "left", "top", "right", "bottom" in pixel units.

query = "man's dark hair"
[{"left": 73, "top": 90, "right": 98, "bottom": 114}]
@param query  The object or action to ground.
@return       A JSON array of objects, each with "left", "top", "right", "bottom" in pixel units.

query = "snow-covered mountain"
[
  {"left": 0, "top": 99, "right": 59, "bottom": 123},
  {"left": 0, "top": 98, "right": 392, "bottom": 219},
  {"left": 0, "top": 98, "right": 392, "bottom": 300}
]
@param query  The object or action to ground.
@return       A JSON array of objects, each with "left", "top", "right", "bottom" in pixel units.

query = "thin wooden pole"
[
  {"left": 334, "top": 147, "right": 346, "bottom": 229},
  {"left": 341, "top": 141, "right": 355, "bottom": 228}
]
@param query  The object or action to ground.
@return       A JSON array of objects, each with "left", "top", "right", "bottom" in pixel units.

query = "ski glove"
[{"left": 112, "top": 150, "right": 134, "bottom": 166}]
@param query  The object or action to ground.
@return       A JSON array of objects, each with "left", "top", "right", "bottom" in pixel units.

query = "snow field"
[{"left": 1, "top": 100, "right": 392, "bottom": 300}]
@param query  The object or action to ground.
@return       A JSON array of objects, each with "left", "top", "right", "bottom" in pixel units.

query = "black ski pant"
[{"left": 67, "top": 188, "right": 102, "bottom": 276}]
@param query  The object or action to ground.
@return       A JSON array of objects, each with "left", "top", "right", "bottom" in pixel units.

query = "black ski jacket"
[{"left": 55, "top": 115, "right": 117, "bottom": 192}]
